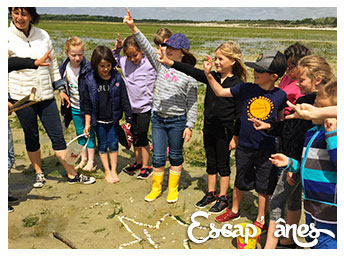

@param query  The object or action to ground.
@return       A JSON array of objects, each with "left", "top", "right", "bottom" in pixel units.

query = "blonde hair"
[
  {"left": 154, "top": 27, "right": 172, "bottom": 46},
  {"left": 64, "top": 36, "right": 85, "bottom": 53},
  {"left": 216, "top": 41, "right": 248, "bottom": 82},
  {"left": 297, "top": 55, "right": 334, "bottom": 87},
  {"left": 317, "top": 77, "right": 337, "bottom": 105}
]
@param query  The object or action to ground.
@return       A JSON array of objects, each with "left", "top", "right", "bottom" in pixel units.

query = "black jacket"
[
  {"left": 8, "top": 57, "right": 37, "bottom": 73},
  {"left": 267, "top": 93, "right": 316, "bottom": 160},
  {"left": 172, "top": 61, "right": 243, "bottom": 134}
]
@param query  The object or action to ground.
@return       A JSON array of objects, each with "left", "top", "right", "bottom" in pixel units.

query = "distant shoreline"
[
  {"left": 159, "top": 22, "right": 337, "bottom": 31},
  {"left": 39, "top": 19, "right": 337, "bottom": 31}
]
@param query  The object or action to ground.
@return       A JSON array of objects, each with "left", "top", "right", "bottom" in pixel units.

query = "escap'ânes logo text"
[{"left": 187, "top": 211, "right": 335, "bottom": 248}]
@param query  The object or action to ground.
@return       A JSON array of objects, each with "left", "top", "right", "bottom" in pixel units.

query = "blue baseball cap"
[{"left": 161, "top": 33, "right": 190, "bottom": 50}]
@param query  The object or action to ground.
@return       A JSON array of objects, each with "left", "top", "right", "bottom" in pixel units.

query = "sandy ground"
[{"left": 8, "top": 123, "right": 275, "bottom": 250}]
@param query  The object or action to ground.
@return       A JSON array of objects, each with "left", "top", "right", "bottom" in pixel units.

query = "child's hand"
[
  {"left": 115, "top": 33, "right": 123, "bottom": 49},
  {"left": 324, "top": 118, "right": 337, "bottom": 132},
  {"left": 286, "top": 172, "right": 295, "bottom": 186},
  {"left": 285, "top": 101, "right": 315, "bottom": 120},
  {"left": 34, "top": 49, "right": 52, "bottom": 67},
  {"left": 248, "top": 118, "right": 271, "bottom": 130},
  {"left": 269, "top": 153, "right": 289, "bottom": 167},
  {"left": 83, "top": 125, "right": 91, "bottom": 138},
  {"left": 156, "top": 45, "right": 174, "bottom": 66},
  {"left": 183, "top": 127, "right": 192, "bottom": 142},
  {"left": 203, "top": 55, "right": 213, "bottom": 76},
  {"left": 123, "top": 8, "right": 136, "bottom": 31},
  {"left": 59, "top": 91, "right": 71, "bottom": 108},
  {"left": 229, "top": 135, "right": 238, "bottom": 150}
]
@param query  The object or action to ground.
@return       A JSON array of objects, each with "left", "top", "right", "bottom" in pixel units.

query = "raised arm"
[
  {"left": 123, "top": 8, "right": 139, "bottom": 34},
  {"left": 124, "top": 8, "right": 161, "bottom": 71},
  {"left": 112, "top": 33, "right": 123, "bottom": 68},
  {"left": 157, "top": 46, "right": 208, "bottom": 84},
  {"left": 286, "top": 101, "right": 337, "bottom": 120},
  {"left": 203, "top": 55, "right": 232, "bottom": 97}
]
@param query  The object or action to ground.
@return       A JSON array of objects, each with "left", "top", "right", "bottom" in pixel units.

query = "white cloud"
[{"left": 37, "top": 7, "right": 336, "bottom": 21}]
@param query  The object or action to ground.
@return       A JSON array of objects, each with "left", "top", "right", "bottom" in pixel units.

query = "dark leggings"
[
  {"left": 13, "top": 98, "right": 66, "bottom": 152},
  {"left": 203, "top": 123, "right": 232, "bottom": 177}
]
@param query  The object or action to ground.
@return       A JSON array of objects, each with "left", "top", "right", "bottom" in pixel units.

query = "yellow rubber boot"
[
  {"left": 144, "top": 172, "right": 164, "bottom": 202},
  {"left": 167, "top": 170, "right": 181, "bottom": 203}
]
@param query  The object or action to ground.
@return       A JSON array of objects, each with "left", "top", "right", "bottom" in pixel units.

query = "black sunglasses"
[{"left": 255, "top": 68, "right": 273, "bottom": 74}]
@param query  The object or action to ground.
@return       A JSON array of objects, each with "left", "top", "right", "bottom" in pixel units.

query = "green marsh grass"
[{"left": 13, "top": 20, "right": 336, "bottom": 168}]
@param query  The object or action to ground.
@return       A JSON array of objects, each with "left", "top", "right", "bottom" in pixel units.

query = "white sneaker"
[{"left": 33, "top": 173, "right": 46, "bottom": 188}]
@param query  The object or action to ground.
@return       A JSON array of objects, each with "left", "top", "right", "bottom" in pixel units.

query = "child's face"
[
  {"left": 312, "top": 95, "right": 334, "bottom": 124},
  {"left": 165, "top": 46, "right": 183, "bottom": 62},
  {"left": 286, "top": 59, "right": 297, "bottom": 80},
  {"left": 214, "top": 49, "right": 235, "bottom": 75},
  {"left": 66, "top": 45, "right": 84, "bottom": 68},
  {"left": 97, "top": 59, "right": 112, "bottom": 80},
  {"left": 253, "top": 70, "right": 276, "bottom": 87},
  {"left": 124, "top": 46, "right": 143, "bottom": 65},
  {"left": 295, "top": 67, "right": 316, "bottom": 95}
]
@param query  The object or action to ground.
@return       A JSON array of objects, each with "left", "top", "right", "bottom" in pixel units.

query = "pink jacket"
[{"left": 278, "top": 75, "right": 303, "bottom": 116}]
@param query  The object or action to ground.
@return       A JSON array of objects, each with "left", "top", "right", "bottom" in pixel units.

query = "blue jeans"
[
  {"left": 8, "top": 122, "right": 15, "bottom": 173},
  {"left": 305, "top": 213, "right": 337, "bottom": 249},
  {"left": 71, "top": 107, "right": 96, "bottom": 149},
  {"left": 95, "top": 122, "right": 119, "bottom": 154},
  {"left": 151, "top": 112, "right": 186, "bottom": 168}
]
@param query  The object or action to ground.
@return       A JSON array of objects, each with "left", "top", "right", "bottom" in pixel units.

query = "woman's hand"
[
  {"left": 156, "top": 45, "right": 174, "bottom": 66},
  {"left": 203, "top": 54, "right": 213, "bottom": 76},
  {"left": 183, "top": 127, "right": 192, "bottom": 143},
  {"left": 59, "top": 91, "right": 71, "bottom": 108},
  {"left": 115, "top": 33, "right": 123, "bottom": 50},
  {"left": 269, "top": 153, "right": 289, "bottom": 167},
  {"left": 248, "top": 118, "right": 271, "bottom": 130},
  {"left": 34, "top": 49, "right": 52, "bottom": 67}
]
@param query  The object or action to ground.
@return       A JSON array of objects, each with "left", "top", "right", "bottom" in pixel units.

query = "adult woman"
[{"left": 8, "top": 7, "right": 95, "bottom": 186}]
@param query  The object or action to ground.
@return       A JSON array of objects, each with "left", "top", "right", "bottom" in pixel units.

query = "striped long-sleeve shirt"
[
  {"left": 287, "top": 125, "right": 337, "bottom": 224},
  {"left": 133, "top": 31, "right": 198, "bottom": 129}
]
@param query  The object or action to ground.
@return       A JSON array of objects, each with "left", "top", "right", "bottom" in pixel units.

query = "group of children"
[{"left": 9, "top": 7, "right": 337, "bottom": 249}]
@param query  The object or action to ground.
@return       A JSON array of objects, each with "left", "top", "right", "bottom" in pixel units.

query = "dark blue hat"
[{"left": 161, "top": 33, "right": 190, "bottom": 50}]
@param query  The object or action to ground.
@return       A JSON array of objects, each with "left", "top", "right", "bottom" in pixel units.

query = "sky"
[{"left": 36, "top": 7, "right": 337, "bottom": 22}]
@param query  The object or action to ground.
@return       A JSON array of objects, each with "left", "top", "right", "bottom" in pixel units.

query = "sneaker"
[
  {"left": 8, "top": 205, "right": 14, "bottom": 213},
  {"left": 215, "top": 208, "right": 240, "bottom": 223},
  {"left": 123, "top": 162, "right": 142, "bottom": 176},
  {"left": 33, "top": 173, "right": 46, "bottom": 188},
  {"left": 68, "top": 174, "right": 96, "bottom": 185},
  {"left": 137, "top": 167, "right": 153, "bottom": 180},
  {"left": 195, "top": 190, "right": 217, "bottom": 208},
  {"left": 209, "top": 195, "right": 229, "bottom": 214}
]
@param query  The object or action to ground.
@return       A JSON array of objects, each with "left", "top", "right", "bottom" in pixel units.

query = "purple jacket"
[{"left": 113, "top": 49, "right": 156, "bottom": 114}]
